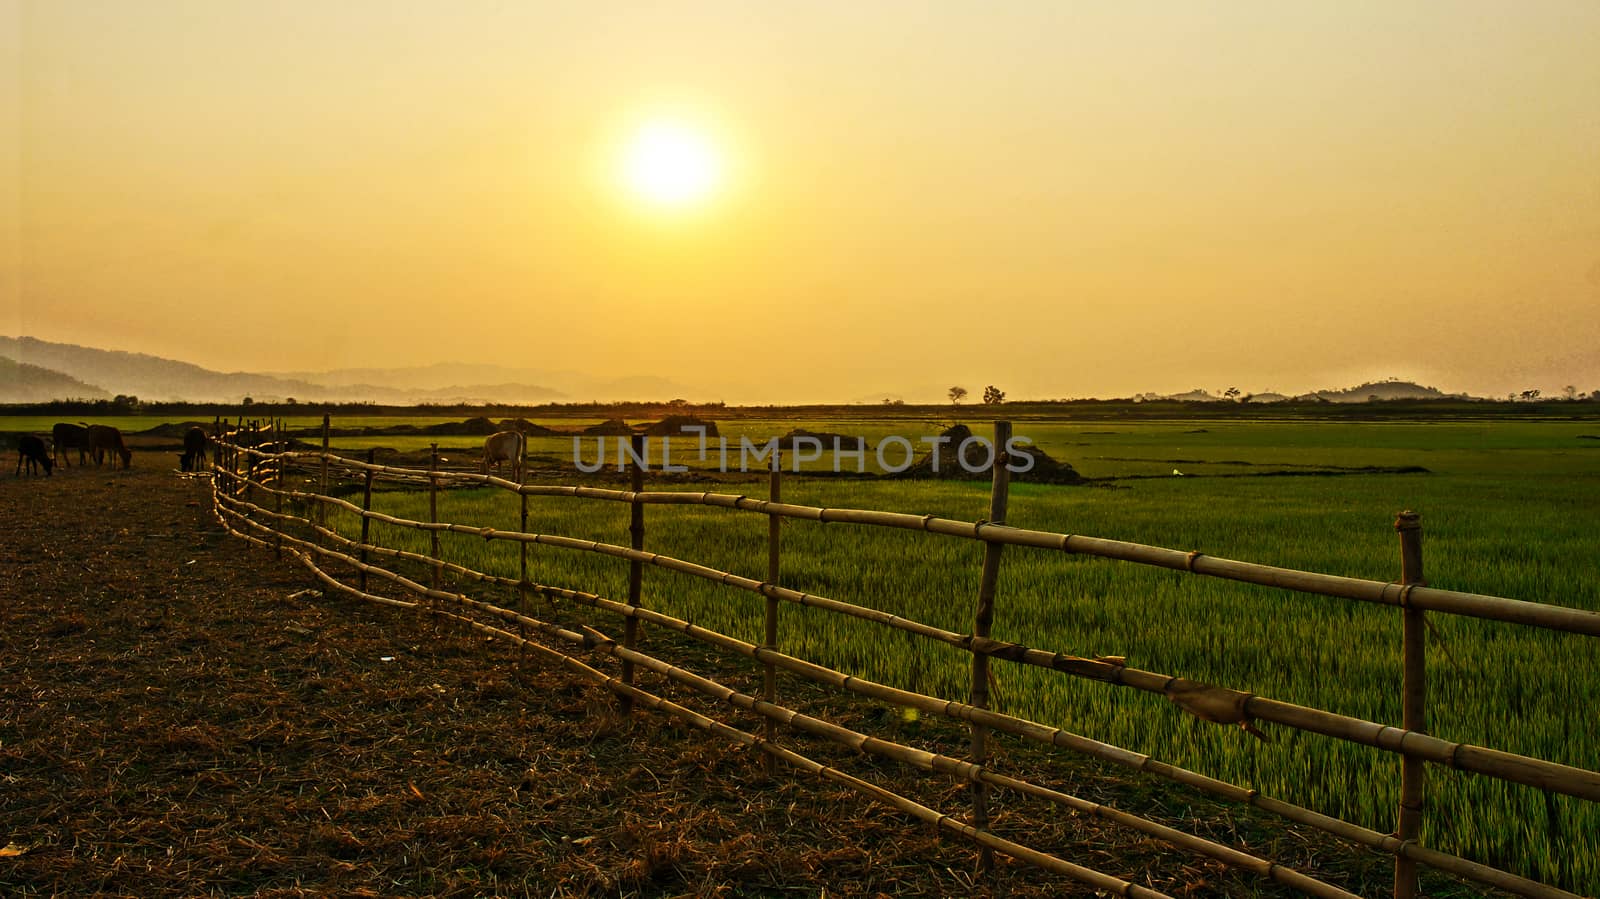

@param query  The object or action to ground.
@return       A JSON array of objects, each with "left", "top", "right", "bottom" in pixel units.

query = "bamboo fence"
[{"left": 205, "top": 422, "right": 1598, "bottom": 899}]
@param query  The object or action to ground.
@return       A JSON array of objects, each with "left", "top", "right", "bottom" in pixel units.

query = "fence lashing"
[{"left": 210, "top": 432, "right": 1598, "bottom": 898}]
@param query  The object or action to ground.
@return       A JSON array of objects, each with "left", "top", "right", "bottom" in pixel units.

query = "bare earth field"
[{"left": 1, "top": 465, "right": 1401, "bottom": 897}]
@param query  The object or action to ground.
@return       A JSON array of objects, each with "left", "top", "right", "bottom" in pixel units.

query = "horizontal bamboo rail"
[
  {"left": 213, "top": 484, "right": 1583, "bottom": 899},
  {"left": 211, "top": 492, "right": 1176, "bottom": 898},
  {"left": 222, "top": 487, "right": 1355, "bottom": 895},
  {"left": 264, "top": 447, "right": 1600, "bottom": 636},
  {"left": 217, "top": 440, "right": 1598, "bottom": 898},
  {"left": 227, "top": 471, "right": 1600, "bottom": 805}
]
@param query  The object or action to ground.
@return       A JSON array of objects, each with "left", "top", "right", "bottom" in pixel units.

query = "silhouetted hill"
[
  {"left": 1136, "top": 381, "right": 1470, "bottom": 404},
  {"left": 0, "top": 336, "right": 332, "bottom": 403},
  {"left": 0, "top": 356, "right": 110, "bottom": 403},
  {"left": 0, "top": 337, "right": 687, "bottom": 404},
  {"left": 1296, "top": 380, "right": 1464, "bottom": 403},
  {"left": 277, "top": 364, "right": 694, "bottom": 404}
]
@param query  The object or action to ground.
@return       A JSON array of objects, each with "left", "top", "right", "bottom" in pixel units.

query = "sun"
[{"left": 620, "top": 119, "right": 723, "bottom": 210}]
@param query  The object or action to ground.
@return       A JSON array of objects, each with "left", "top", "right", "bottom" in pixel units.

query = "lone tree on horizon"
[
  {"left": 948, "top": 385, "right": 968, "bottom": 405},
  {"left": 982, "top": 385, "right": 1006, "bottom": 405}
]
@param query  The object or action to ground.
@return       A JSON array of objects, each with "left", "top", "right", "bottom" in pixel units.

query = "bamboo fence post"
[
  {"left": 1395, "top": 510, "right": 1427, "bottom": 899},
  {"left": 517, "top": 436, "right": 530, "bottom": 663},
  {"left": 236, "top": 417, "right": 247, "bottom": 502},
  {"left": 358, "top": 448, "right": 375, "bottom": 593},
  {"left": 622, "top": 433, "right": 646, "bottom": 714},
  {"left": 272, "top": 418, "right": 283, "bottom": 560},
  {"left": 429, "top": 443, "right": 442, "bottom": 591},
  {"left": 319, "top": 413, "right": 331, "bottom": 529},
  {"left": 763, "top": 448, "right": 782, "bottom": 775},
  {"left": 248, "top": 421, "right": 259, "bottom": 506},
  {"left": 519, "top": 439, "right": 530, "bottom": 610},
  {"left": 970, "top": 420, "right": 1013, "bottom": 873},
  {"left": 211, "top": 416, "right": 222, "bottom": 472}
]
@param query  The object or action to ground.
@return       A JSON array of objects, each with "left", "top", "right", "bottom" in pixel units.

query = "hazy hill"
[
  {"left": 0, "top": 356, "right": 111, "bottom": 403},
  {"left": 275, "top": 364, "right": 698, "bottom": 404},
  {"left": 1297, "top": 380, "right": 1463, "bottom": 403},
  {"left": 1, "top": 337, "right": 698, "bottom": 404},
  {"left": 0, "top": 337, "right": 1482, "bottom": 406},
  {"left": 0, "top": 336, "right": 333, "bottom": 403},
  {"left": 1133, "top": 381, "right": 1464, "bottom": 404}
]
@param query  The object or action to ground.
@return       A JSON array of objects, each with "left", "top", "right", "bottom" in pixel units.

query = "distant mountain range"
[
  {"left": 1135, "top": 381, "right": 1468, "bottom": 404},
  {"left": 0, "top": 337, "right": 702, "bottom": 404},
  {"left": 1, "top": 335, "right": 1488, "bottom": 406},
  {"left": 0, "top": 355, "right": 111, "bottom": 403}
]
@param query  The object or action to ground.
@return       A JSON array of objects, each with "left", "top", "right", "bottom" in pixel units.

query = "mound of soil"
[
  {"left": 894, "top": 424, "right": 1084, "bottom": 485},
  {"left": 641, "top": 415, "right": 719, "bottom": 438},
  {"left": 136, "top": 421, "right": 215, "bottom": 439},
  {"left": 583, "top": 418, "right": 635, "bottom": 436},
  {"left": 421, "top": 416, "right": 500, "bottom": 436},
  {"left": 775, "top": 428, "right": 867, "bottom": 451},
  {"left": 496, "top": 418, "right": 561, "bottom": 437}
]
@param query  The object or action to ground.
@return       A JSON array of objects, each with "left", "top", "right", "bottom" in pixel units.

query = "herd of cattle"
[
  {"left": 17, "top": 424, "right": 529, "bottom": 479},
  {"left": 14, "top": 423, "right": 210, "bottom": 477}
]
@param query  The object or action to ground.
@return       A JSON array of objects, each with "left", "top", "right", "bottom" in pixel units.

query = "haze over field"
[{"left": 4, "top": 2, "right": 1599, "bottom": 403}]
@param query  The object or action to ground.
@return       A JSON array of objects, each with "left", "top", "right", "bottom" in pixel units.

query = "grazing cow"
[
  {"left": 52, "top": 422, "right": 90, "bottom": 467},
  {"left": 180, "top": 427, "right": 209, "bottom": 472},
  {"left": 86, "top": 424, "right": 134, "bottom": 469},
  {"left": 16, "top": 435, "right": 54, "bottom": 476},
  {"left": 482, "top": 430, "right": 525, "bottom": 480}
]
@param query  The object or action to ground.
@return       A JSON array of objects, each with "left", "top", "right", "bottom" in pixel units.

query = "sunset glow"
[{"left": 5, "top": 2, "right": 1599, "bottom": 402}]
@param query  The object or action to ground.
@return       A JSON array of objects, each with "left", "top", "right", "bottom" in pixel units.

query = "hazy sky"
[{"left": 4, "top": 1, "right": 1598, "bottom": 403}]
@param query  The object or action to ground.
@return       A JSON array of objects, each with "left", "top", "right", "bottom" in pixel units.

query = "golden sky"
[{"left": 4, "top": 1, "right": 1598, "bottom": 402}]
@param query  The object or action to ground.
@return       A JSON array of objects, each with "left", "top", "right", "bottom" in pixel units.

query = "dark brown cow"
[
  {"left": 16, "top": 435, "right": 54, "bottom": 476},
  {"left": 52, "top": 422, "right": 90, "bottom": 467},
  {"left": 180, "top": 427, "right": 209, "bottom": 472},
  {"left": 86, "top": 424, "right": 134, "bottom": 469}
]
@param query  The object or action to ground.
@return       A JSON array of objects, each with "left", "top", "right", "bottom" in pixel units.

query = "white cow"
[{"left": 482, "top": 430, "right": 525, "bottom": 480}]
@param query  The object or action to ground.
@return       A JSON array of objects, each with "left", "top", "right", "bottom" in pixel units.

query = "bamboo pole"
[
  {"left": 518, "top": 431, "right": 531, "bottom": 607},
  {"left": 622, "top": 433, "right": 646, "bottom": 714},
  {"left": 263, "top": 449, "right": 1600, "bottom": 636},
  {"left": 319, "top": 413, "right": 331, "bottom": 530},
  {"left": 225, "top": 486, "right": 1536, "bottom": 889},
  {"left": 1395, "top": 511, "right": 1427, "bottom": 898},
  {"left": 238, "top": 419, "right": 249, "bottom": 501},
  {"left": 212, "top": 478, "right": 1586, "bottom": 899},
  {"left": 428, "top": 442, "right": 442, "bottom": 634},
  {"left": 218, "top": 507, "right": 1171, "bottom": 899},
  {"left": 763, "top": 447, "right": 782, "bottom": 775},
  {"left": 969, "top": 420, "right": 1012, "bottom": 873},
  {"left": 272, "top": 418, "right": 283, "bottom": 560},
  {"left": 250, "top": 480, "right": 1600, "bottom": 801},
  {"left": 358, "top": 448, "right": 375, "bottom": 593},
  {"left": 429, "top": 443, "right": 442, "bottom": 592}
]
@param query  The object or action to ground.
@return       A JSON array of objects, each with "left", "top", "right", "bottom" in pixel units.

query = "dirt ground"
[{"left": 0, "top": 462, "right": 1399, "bottom": 898}]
